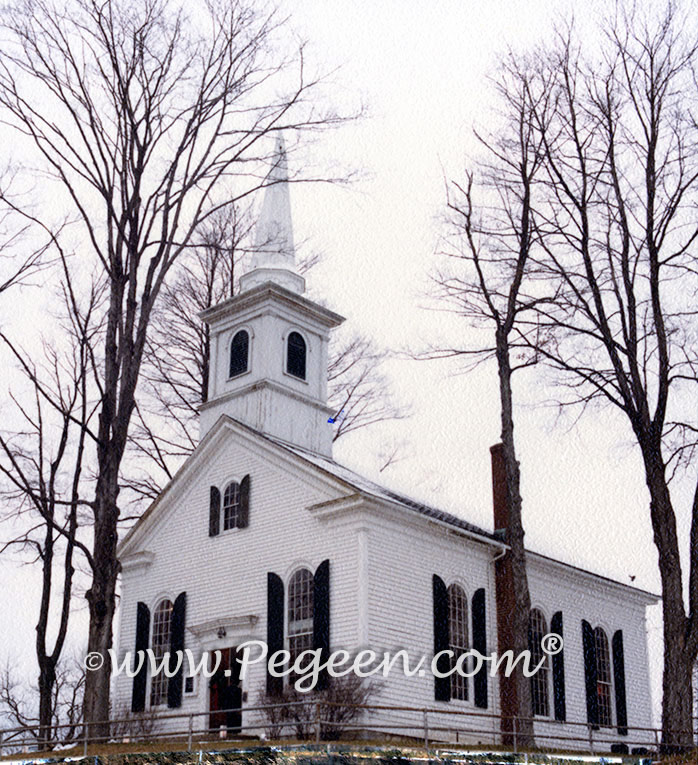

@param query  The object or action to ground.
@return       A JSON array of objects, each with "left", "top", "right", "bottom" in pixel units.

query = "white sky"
[{"left": 0, "top": 0, "right": 679, "bottom": 727}]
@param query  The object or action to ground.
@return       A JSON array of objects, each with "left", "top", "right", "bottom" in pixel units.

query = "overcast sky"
[{"left": 0, "top": 0, "right": 678, "bottom": 725}]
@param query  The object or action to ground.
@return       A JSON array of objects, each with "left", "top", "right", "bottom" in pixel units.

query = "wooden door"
[{"left": 209, "top": 647, "right": 243, "bottom": 733}]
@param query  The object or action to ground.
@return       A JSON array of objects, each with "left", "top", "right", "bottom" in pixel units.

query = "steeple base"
[
  {"left": 200, "top": 379, "right": 334, "bottom": 456},
  {"left": 239, "top": 267, "right": 305, "bottom": 295}
]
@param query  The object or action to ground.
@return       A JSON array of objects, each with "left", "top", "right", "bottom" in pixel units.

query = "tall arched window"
[
  {"left": 594, "top": 627, "right": 613, "bottom": 726},
  {"left": 448, "top": 584, "right": 469, "bottom": 700},
  {"left": 287, "top": 568, "right": 314, "bottom": 669},
  {"left": 150, "top": 599, "right": 173, "bottom": 706},
  {"left": 529, "top": 609, "right": 550, "bottom": 716},
  {"left": 229, "top": 330, "right": 249, "bottom": 378},
  {"left": 223, "top": 481, "right": 241, "bottom": 530},
  {"left": 286, "top": 331, "right": 306, "bottom": 380}
]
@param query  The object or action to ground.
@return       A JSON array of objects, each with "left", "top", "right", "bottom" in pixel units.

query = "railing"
[{"left": 1, "top": 701, "right": 696, "bottom": 759}]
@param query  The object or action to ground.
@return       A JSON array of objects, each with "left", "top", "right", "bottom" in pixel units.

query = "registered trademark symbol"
[{"left": 541, "top": 633, "right": 563, "bottom": 655}]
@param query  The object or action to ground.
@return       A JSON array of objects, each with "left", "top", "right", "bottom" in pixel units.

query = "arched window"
[
  {"left": 529, "top": 609, "right": 550, "bottom": 716},
  {"left": 150, "top": 599, "right": 173, "bottom": 706},
  {"left": 229, "top": 330, "right": 249, "bottom": 378},
  {"left": 594, "top": 627, "right": 613, "bottom": 726},
  {"left": 223, "top": 481, "right": 241, "bottom": 530},
  {"left": 448, "top": 584, "right": 469, "bottom": 700},
  {"left": 287, "top": 568, "right": 314, "bottom": 669},
  {"left": 286, "top": 331, "right": 306, "bottom": 380}
]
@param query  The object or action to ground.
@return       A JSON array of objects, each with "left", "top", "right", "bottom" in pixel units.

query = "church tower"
[{"left": 198, "top": 135, "right": 345, "bottom": 457}]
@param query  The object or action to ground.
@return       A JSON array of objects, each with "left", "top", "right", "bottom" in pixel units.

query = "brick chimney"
[{"left": 490, "top": 443, "right": 517, "bottom": 741}]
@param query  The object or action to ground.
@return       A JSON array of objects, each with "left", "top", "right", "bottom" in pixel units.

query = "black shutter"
[
  {"left": 266, "top": 573, "right": 284, "bottom": 695},
  {"left": 582, "top": 620, "right": 598, "bottom": 726},
  {"left": 472, "top": 587, "right": 488, "bottom": 708},
  {"left": 551, "top": 611, "right": 567, "bottom": 721},
  {"left": 612, "top": 630, "right": 628, "bottom": 735},
  {"left": 209, "top": 486, "right": 221, "bottom": 537},
  {"left": 131, "top": 602, "right": 150, "bottom": 712},
  {"left": 313, "top": 559, "right": 331, "bottom": 691},
  {"left": 432, "top": 575, "right": 450, "bottom": 702},
  {"left": 239, "top": 475, "right": 250, "bottom": 528},
  {"left": 167, "top": 592, "right": 187, "bottom": 708}
]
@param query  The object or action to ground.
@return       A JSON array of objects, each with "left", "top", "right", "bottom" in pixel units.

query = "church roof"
[
  {"left": 271, "top": 435, "right": 501, "bottom": 544},
  {"left": 265, "top": 433, "right": 658, "bottom": 603}
]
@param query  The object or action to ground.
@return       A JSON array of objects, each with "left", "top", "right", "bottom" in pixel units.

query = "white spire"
[
  {"left": 239, "top": 133, "right": 305, "bottom": 294},
  {"left": 255, "top": 134, "right": 295, "bottom": 260}
]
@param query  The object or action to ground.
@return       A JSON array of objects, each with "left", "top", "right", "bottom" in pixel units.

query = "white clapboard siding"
[{"left": 114, "top": 419, "right": 656, "bottom": 750}]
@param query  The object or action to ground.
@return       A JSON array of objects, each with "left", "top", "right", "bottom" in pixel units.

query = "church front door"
[{"left": 209, "top": 647, "right": 243, "bottom": 734}]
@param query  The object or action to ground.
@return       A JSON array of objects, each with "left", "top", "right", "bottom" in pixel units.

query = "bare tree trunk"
[
  {"left": 83, "top": 466, "right": 121, "bottom": 740},
  {"left": 639, "top": 445, "right": 694, "bottom": 749},
  {"left": 37, "top": 660, "right": 56, "bottom": 749},
  {"left": 496, "top": 330, "right": 533, "bottom": 746}
]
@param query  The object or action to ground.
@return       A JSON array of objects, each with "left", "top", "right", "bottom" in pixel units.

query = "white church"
[{"left": 114, "top": 137, "right": 658, "bottom": 752}]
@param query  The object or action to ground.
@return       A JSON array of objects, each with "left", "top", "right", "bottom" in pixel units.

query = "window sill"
[
  {"left": 227, "top": 369, "right": 251, "bottom": 382},
  {"left": 282, "top": 369, "right": 309, "bottom": 385}
]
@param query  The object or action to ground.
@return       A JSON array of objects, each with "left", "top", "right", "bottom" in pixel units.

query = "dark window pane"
[
  {"left": 229, "top": 330, "right": 249, "bottom": 377},
  {"left": 287, "top": 331, "right": 306, "bottom": 379},
  {"left": 595, "top": 627, "right": 613, "bottom": 726},
  {"left": 448, "top": 584, "right": 469, "bottom": 701},
  {"left": 150, "top": 599, "right": 173, "bottom": 706},
  {"left": 288, "top": 568, "right": 313, "bottom": 682},
  {"left": 529, "top": 609, "right": 550, "bottom": 717},
  {"left": 223, "top": 481, "right": 241, "bottom": 530}
]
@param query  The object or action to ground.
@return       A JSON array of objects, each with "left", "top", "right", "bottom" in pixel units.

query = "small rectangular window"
[{"left": 184, "top": 676, "right": 195, "bottom": 694}]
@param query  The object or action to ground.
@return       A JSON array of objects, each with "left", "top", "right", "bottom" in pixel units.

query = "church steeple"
[
  {"left": 198, "top": 134, "right": 344, "bottom": 456},
  {"left": 239, "top": 134, "right": 305, "bottom": 295}
]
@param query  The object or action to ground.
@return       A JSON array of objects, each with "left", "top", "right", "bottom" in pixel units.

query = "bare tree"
[
  {"left": 0, "top": 172, "right": 54, "bottom": 293},
  {"left": 0, "top": 283, "right": 97, "bottom": 748},
  {"left": 431, "top": 57, "right": 554, "bottom": 743},
  {"left": 326, "top": 332, "right": 408, "bottom": 442},
  {"left": 256, "top": 675, "right": 379, "bottom": 741},
  {"left": 526, "top": 7, "right": 698, "bottom": 747},
  {"left": 0, "top": 0, "right": 345, "bottom": 735},
  {"left": 0, "top": 658, "right": 85, "bottom": 751}
]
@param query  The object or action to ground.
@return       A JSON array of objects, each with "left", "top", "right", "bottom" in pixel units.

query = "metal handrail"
[{"left": 1, "top": 700, "right": 696, "bottom": 758}]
